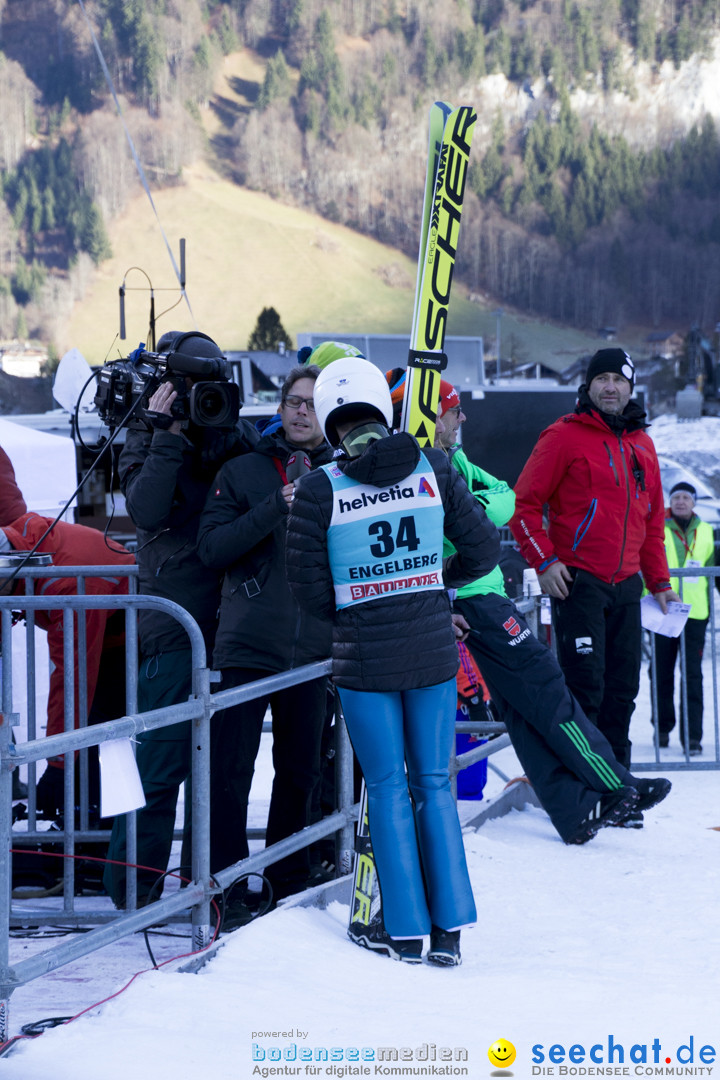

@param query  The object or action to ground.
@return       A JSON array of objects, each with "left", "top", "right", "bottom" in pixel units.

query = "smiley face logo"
[{"left": 488, "top": 1039, "right": 516, "bottom": 1069}]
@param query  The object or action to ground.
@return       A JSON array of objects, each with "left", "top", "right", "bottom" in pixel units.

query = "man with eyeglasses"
[{"left": 197, "top": 364, "right": 334, "bottom": 916}]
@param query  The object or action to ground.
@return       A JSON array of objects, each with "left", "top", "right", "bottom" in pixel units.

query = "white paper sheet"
[
  {"left": 98, "top": 738, "right": 146, "bottom": 817},
  {"left": 640, "top": 595, "right": 692, "bottom": 638}
]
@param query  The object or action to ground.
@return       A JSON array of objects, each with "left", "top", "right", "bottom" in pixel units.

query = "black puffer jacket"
[
  {"left": 119, "top": 421, "right": 259, "bottom": 655},
  {"left": 286, "top": 432, "right": 501, "bottom": 691},
  {"left": 196, "top": 430, "right": 334, "bottom": 672}
]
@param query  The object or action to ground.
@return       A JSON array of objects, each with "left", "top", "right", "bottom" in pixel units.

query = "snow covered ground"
[
  {"left": 2, "top": 411, "right": 718, "bottom": 1075},
  {"left": 3, "top": 768, "right": 718, "bottom": 1078},
  {"left": 3, "top": 682, "right": 718, "bottom": 1078}
]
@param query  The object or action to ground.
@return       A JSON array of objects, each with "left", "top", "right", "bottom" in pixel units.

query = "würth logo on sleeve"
[{"left": 503, "top": 616, "right": 521, "bottom": 637}]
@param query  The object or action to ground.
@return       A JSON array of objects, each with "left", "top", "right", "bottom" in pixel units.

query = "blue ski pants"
[{"left": 338, "top": 678, "right": 477, "bottom": 939}]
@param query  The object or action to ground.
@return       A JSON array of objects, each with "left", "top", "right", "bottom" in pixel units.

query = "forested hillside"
[{"left": 2, "top": 0, "right": 720, "bottom": 349}]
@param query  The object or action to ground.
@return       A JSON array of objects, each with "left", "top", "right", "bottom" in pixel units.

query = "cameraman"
[{"left": 104, "top": 330, "right": 258, "bottom": 909}]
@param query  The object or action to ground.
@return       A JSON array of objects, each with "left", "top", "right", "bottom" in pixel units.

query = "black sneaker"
[
  {"left": 566, "top": 786, "right": 640, "bottom": 844},
  {"left": 689, "top": 742, "right": 703, "bottom": 756},
  {"left": 220, "top": 878, "right": 274, "bottom": 932},
  {"left": 658, "top": 734, "right": 669, "bottom": 749},
  {"left": 347, "top": 921, "right": 423, "bottom": 963},
  {"left": 221, "top": 899, "right": 263, "bottom": 931},
  {"left": 427, "top": 926, "right": 461, "bottom": 967},
  {"left": 306, "top": 861, "right": 336, "bottom": 888},
  {"left": 632, "top": 777, "right": 672, "bottom": 812}
]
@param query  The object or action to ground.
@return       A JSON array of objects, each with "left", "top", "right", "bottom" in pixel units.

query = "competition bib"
[{"left": 324, "top": 453, "right": 445, "bottom": 609}]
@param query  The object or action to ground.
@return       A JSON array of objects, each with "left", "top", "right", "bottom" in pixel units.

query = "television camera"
[{"left": 93, "top": 331, "right": 241, "bottom": 431}]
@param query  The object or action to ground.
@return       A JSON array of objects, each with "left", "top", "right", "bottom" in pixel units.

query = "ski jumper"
[
  {"left": 287, "top": 433, "right": 500, "bottom": 938},
  {"left": 444, "top": 450, "right": 635, "bottom": 843}
]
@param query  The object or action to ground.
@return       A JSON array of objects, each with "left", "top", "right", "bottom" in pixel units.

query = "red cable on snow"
[{"left": 0, "top": 849, "right": 223, "bottom": 1054}]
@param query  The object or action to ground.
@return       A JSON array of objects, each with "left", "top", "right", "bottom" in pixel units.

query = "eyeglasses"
[{"left": 283, "top": 395, "right": 316, "bottom": 412}]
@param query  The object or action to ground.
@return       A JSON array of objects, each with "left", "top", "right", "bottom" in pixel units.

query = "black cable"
[
  {"left": 21, "top": 1017, "right": 73, "bottom": 1036},
  {"left": 143, "top": 929, "right": 192, "bottom": 940},
  {"left": 102, "top": 437, "right": 123, "bottom": 546},
  {"left": 141, "top": 867, "right": 224, "bottom": 968},
  {"left": 0, "top": 1015, "right": 74, "bottom": 1055},
  {"left": 72, "top": 367, "right": 107, "bottom": 454},
  {"left": 3, "top": 854, "right": 224, "bottom": 1054},
  {"left": 218, "top": 872, "right": 275, "bottom": 935},
  {"left": 9, "top": 927, "right": 93, "bottom": 939},
  {"left": 72, "top": 352, "right": 177, "bottom": 544}
]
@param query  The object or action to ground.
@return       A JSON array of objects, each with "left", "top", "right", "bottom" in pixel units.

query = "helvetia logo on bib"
[{"left": 418, "top": 476, "right": 436, "bottom": 497}]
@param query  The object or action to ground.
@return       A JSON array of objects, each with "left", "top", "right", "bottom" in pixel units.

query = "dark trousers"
[
  {"left": 105, "top": 649, "right": 248, "bottom": 905},
  {"left": 652, "top": 618, "right": 708, "bottom": 746},
  {"left": 220, "top": 668, "right": 327, "bottom": 901},
  {"left": 552, "top": 569, "right": 643, "bottom": 769},
  {"left": 455, "top": 592, "right": 630, "bottom": 843}
]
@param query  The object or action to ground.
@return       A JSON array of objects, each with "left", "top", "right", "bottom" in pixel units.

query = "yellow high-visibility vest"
[{"left": 664, "top": 516, "right": 715, "bottom": 621}]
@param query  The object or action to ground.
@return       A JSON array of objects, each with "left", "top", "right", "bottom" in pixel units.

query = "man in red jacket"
[
  {"left": 511, "top": 349, "right": 678, "bottom": 816},
  {"left": 0, "top": 508, "right": 134, "bottom": 816}
]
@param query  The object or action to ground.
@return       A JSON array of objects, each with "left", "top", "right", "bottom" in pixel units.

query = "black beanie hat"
[
  {"left": 585, "top": 347, "right": 635, "bottom": 390},
  {"left": 670, "top": 481, "right": 696, "bottom": 500}
]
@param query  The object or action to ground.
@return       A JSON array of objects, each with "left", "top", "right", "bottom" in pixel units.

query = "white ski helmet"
[{"left": 314, "top": 357, "right": 394, "bottom": 446}]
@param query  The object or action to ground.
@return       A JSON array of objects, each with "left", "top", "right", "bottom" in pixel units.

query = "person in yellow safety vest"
[{"left": 651, "top": 481, "right": 717, "bottom": 754}]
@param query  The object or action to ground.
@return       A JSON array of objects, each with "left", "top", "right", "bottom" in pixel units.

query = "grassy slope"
[{"left": 64, "top": 48, "right": 610, "bottom": 369}]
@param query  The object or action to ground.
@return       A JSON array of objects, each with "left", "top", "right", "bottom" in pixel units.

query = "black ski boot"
[
  {"left": 427, "top": 926, "right": 461, "bottom": 967},
  {"left": 348, "top": 919, "right": 423, "bottom": 963}
]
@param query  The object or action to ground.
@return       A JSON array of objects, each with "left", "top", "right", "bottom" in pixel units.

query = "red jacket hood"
[{"left": 0, "top": 448, "right": 27, "bottom": 525}]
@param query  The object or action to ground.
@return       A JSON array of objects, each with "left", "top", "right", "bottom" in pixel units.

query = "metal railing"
[
  {"left": 0, "top": 570, "right": 510, "bottom": 1042},
  {"left": 0, "top": 577, "right": 350, "bottom": 1043}
]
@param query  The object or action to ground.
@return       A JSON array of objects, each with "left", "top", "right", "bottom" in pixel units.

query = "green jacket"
[
  {"left": 664, "top": 513, "right": 715, "bottom": 621},
  {"left": 443, "top": 446, "right": 515, "bottom": 598}
]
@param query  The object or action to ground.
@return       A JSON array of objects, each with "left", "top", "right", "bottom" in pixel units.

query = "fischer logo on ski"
[
  {"left": 401, "top": 103, "right": 477, "bottom": 447},
  {"left": 347, "top": 782, "right": 384, "bottom": 947}
]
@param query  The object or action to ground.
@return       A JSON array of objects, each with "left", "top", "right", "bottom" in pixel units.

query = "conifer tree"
[{"left": 247, "top": 307, "right": 293, "bottom": 352}]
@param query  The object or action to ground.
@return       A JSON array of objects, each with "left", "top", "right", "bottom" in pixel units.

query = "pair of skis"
[{"left": 347, "top": 100, "right": 477, "bottom": 956}]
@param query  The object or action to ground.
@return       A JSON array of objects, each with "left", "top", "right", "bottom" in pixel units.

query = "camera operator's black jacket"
[
  {"left": 119, "top": 421, "right": 259, "bottom": 656},
  {"left": 196, "top": 429, "right": 334, "bottom": 672}
]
